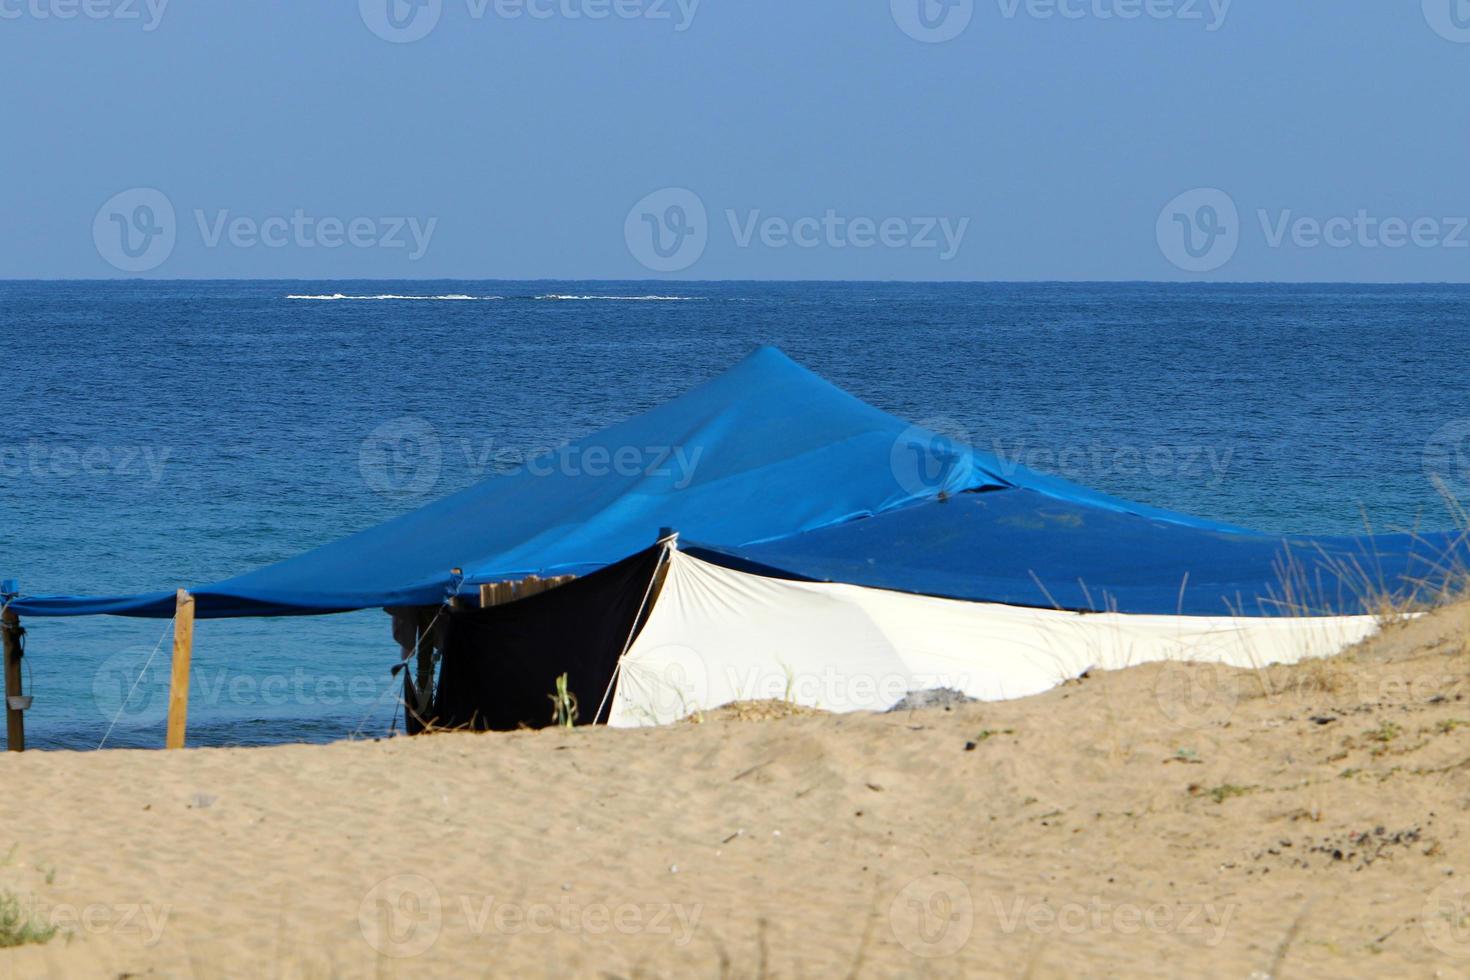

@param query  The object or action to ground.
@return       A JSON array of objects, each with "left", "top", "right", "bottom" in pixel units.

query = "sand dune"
[{"left": 3, "top": 604, "right": 1470, "bottom": 978}]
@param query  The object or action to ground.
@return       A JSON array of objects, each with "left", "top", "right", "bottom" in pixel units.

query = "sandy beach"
[{"left": 3, "top": 602, "right": 1469, "bottom": 978}]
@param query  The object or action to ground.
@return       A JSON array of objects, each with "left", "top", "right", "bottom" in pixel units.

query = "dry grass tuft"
[
  {"left": 1293, "top": 654, "right": 1356, "bottom": 697},
  {"left": 0, "top": 891, "right": 56, "bottom": 949}
]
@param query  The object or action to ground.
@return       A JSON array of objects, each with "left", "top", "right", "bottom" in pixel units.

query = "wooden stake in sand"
[
  {"left": 165, "top": 589, "right": 196, "bottom": 750},
  {"left": 2, "top": 606, "right": 24, "bottom": 752}
]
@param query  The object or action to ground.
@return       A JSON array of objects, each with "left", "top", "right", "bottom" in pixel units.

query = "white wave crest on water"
[
  {"left": 534, "top": 294, "right": 704, "bottom": 302},
  {"left": 286, "top": 293, "right": 703, "bottom": 302},
  {"left": 285, "top": 293, "right": 499, "bottom": 301}
]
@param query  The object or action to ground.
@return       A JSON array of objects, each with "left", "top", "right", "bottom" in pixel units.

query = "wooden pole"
[
  {"left": 165, "top": 590, "right": 195, "bottom": 750},
  {"left": 2, "top": 607, "right": 24, "bottom": 753}
]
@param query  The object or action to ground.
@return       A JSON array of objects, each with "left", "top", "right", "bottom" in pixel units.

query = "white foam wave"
[
  {"left": 534, "top": 294, "right": 703, "bottom": 302},
  {"left": 285, "top": 293, "right": 500, "bottom": 301},
  {"left": 286, "top": 293, "right": 701, "bottom": 302}
]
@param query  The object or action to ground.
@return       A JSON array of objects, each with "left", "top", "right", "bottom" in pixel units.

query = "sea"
[{"left": 2, "top": 280, "right": 1468, "bottom": 750}]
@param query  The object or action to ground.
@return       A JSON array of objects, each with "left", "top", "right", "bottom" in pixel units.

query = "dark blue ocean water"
[{"left": 3, "top": 281, "right": 1468, "bottom": 750}]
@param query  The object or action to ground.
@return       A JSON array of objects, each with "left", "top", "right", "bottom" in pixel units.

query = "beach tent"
[
  {"left": 6, "top": 347, "right": 1242, "bottom": 620},
  {"left": 4, "top": 347, "right": 1467, "bottom": 742}
]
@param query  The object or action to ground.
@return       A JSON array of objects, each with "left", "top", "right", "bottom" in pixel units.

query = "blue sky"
[{"left": 3, "top": 1, "right": 1468, "bottom": 280}]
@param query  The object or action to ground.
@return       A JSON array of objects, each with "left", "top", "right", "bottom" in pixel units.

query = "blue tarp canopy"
[
  {"left": 8, "top": 346, "right": 1463, "bottom": 619},
  {"left": 689, "top": 489, "right": 1470, "bottom": 617}
]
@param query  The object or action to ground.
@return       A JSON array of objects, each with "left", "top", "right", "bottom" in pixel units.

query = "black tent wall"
[{"left": 429, "top": 544, "right": 665, "bottom": 731}]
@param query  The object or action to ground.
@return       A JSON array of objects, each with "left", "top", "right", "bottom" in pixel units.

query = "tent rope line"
[
  {"left": 354, "top": 585, "right": 460, "bottom": 741},
  {"left": 594, "top": 539, "right": 674, "bottom": 726},
  {"left": 97, "top": 612, "right": 177, "bottom": 750},
  {"left": 350, "top": 659, "right": 413, "bottom": 743}
]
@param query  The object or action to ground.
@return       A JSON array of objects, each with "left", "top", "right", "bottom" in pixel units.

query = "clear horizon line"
[{"left": 5, "top": 277, "right": 1470, "bottom": 287}]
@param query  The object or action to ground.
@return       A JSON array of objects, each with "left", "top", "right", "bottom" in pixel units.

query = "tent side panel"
[
  {"left": 607, "top": 551, "right": 1381, "bottom": 726},
  {"left": 430, "top": 545, "right": 665, "bottom": 731}
]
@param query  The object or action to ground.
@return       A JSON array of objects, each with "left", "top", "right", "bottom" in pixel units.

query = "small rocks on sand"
[{"left": 886, "top": 688, "right": 977, "bottom": 713}]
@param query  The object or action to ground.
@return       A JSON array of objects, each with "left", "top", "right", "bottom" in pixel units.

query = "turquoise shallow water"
[{"left": 3, "top": 280, "right": 1468, "bottom": 749}]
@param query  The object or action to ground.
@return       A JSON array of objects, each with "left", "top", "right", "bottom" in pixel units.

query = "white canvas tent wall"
[{"left": 606, "top": 547, "right": 1381, "bottom": 727}]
